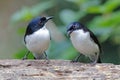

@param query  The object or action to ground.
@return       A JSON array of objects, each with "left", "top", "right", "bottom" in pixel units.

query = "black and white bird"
[
  {"left": 67, "top": 22, "right": 101, "bottom": 65},
  {"left": 23, "top": 16, "right": 53, "bottom": 60}
]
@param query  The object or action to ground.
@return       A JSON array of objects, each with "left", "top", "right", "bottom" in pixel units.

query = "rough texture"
[{"left": 0, "top": 60, "right": 119, "bottom": 80}]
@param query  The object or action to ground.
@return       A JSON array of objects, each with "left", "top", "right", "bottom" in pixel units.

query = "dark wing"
[
  {"left": 24, "top": 35, "right": 26, "bottom": 44},
  {"left": 89, "top": 30, "right": 102, "bottom": 53},
  {"left": 24, "top": 25, "right": 33, "bottom": 44},
  {"left": 24, "top": 17, "right": 40, "bottom": 44},
  {"left": 83, "top": 27, "right": 102, "bottom": 53}
]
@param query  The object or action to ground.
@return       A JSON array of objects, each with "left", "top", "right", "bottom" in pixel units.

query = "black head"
[
  {"left": 25, "top": 16, "right": 53, "bottom": 36},
  {"left": 67, "top": 22, "right": 85, "bottom": 37}
]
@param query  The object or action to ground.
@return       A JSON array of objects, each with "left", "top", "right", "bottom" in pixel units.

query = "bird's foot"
[
  {"left": 44, "top": 55, "right": 50, "bottom": 64},
  {"left": 22, "top": 57, "right": 27, "bottom": 60},
  {"left": 46, "top": 59, "right": 50, "bottom": 64},
  {"left": 90, "top": 61, "right": 97, "bottom": 66},
  {"left": 34, "top": 57, "right": 37, "bottom": 60},
  {"left": 34, "top": 56, "right": 50, "bottom": 64},
  {"left": 71, "top": 59, "right": 78, "bottom": 63},
  {"left": 45, "top": 56, "right": 50, "bottom": 64},
  {"left": 71, "top": 54, "right": 81, "bottom": 63}
]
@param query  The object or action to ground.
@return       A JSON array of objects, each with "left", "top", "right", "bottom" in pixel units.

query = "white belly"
[
  {"left": 70, "top": 30, "right": 99, "bottom": 56},
  {"left": 25, "top": 28, "right": 50, "bottom": 54}
]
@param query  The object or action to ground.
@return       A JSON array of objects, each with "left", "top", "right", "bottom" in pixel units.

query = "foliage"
[{"left": 11, "top": 0, "right": 120, "bottom": 64}]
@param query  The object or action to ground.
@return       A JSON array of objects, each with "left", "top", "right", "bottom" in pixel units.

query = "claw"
[{"left": 22, "top": 57, "right": 27, "bottom": 60}]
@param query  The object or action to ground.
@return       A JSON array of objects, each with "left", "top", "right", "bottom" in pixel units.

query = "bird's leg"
[
  {"left": 44, "top": 52, "right": 50, "bottom": 64},
  {"left": 22, "top": 51, "right": 30, "bottom": 60},
  {"left": 44, "top": 52, "right": 48, "bottom": 60},
  {"left": 71, "top": 54, "right": 82, "bottom": 62}
]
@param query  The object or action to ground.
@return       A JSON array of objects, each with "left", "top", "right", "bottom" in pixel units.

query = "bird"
[
  {"left": 67, "top": 22, "right": 102, "bottom": 65},
  {"left": 23, "top": 16, "right": 53, "bottom": 60}
]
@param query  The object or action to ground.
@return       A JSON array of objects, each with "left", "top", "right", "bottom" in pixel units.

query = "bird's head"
[
  {"left": 67, "top": 22, "right": 83, "bottom": 37},
  {"left": 37, "top": 16, "right": 53, "bottom": 27},
  {"left": 28, "top": 16, "right": 53, "bottom": 31}
]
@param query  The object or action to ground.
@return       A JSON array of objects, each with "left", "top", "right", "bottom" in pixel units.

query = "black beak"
[
  {"left": 67, "top": 30, "right": 72, "bottom": 37},
  {"left": 46, "top": 16, "right": 53, "bottom": 21}
]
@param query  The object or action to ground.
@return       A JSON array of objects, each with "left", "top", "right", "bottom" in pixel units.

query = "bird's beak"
[
  {"left": 67, "top": 30, "right": 72, "bottom": 37},
  {"left": 46, "top": 16, "right": 53, "bottom": 21}
]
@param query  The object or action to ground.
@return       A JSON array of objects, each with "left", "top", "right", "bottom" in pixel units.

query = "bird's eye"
[
  {"left": 69, "top": 26, "right": 74, "bottom": 30},
  {"left": 38, "top": 17, "right": 46, "bottom": 25},
  {"left": 75, "top": 24, "right": 79, "bottom": 29},
  {"left": 41, "top": 17, "right": 46, "bottom": 21},
  {"left": 73, "top": 25, "right": 75, "bottom": 29}
]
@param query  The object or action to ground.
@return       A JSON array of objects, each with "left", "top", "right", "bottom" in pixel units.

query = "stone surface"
[{"left": 0, "top": 60, "right": 119, "bottom": 80}]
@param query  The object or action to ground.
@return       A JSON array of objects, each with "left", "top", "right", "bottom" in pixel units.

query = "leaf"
[
  {"left": 59, "top": 9, "right": 77, "bottom": 25},
  {"left": 11, "top": 1, "right": 55, "bottom": 23},
  {"left": 59, "top": 9, "right": 86, "bottom": 25},
  {"left": 80, "top": 0, "right": 100, "bottom": 12},
  {"left": 17, "top": 27, "right": 26, "bottom": 35},
  {"left": 86, "top": 0, "right": 120, "bottom": 13},
  {"left": 101, "top": 0, "right": 120, "bottom": 13},
  {"left": 89, "top": 11, "right": 120, "bottom": 28}
]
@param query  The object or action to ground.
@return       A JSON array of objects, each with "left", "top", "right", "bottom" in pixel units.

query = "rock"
[{"left": 0, "top": 60, "right": 119, "bottom": 80}]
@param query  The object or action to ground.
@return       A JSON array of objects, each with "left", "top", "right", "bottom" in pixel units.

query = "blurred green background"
[{"left": 0, "top": 0, "right": 120, "bottom": 64}]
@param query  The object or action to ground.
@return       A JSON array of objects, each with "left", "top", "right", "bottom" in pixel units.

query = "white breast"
[
  {"left": 70, "top": 29, "right": 99, "bottom": 56},
  {"left": 25, "top": 26, "right": 50, "bottom": 54}
]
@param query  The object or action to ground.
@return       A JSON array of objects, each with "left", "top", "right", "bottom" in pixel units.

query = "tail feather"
[{"left": 97, "top": 55, "right": 101, "bottom": 63}]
